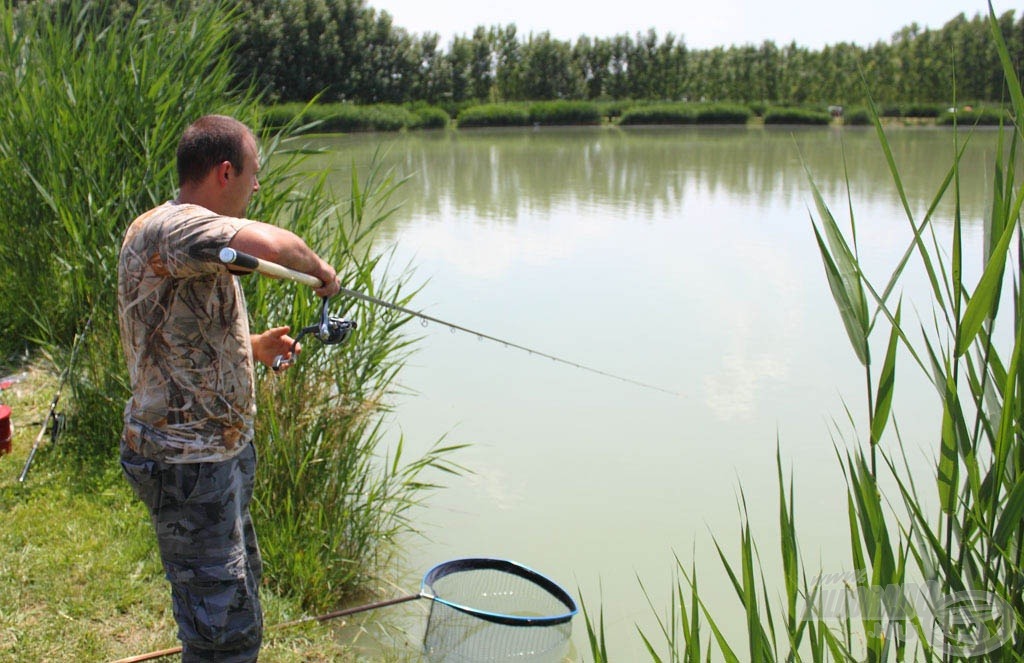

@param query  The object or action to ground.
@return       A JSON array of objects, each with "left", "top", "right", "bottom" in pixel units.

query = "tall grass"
[
  {"left": 618, "top": 103, "right": 698, "bottom": 125},
  {"left": 456, "top": 103, "right": 531, "bottom": 128},
  {"left": 618, "top": 102, "right": 751, "bottom": 126},
  {"left": 0, "top": 0, "right": 249, "bottom": 469},
  {"left": 587, "top": 4, "right": 1024, "bottom": 660},
  {"left": 260, "top": 101, "right": 451, "bottom": 133},
  {"left": 527, "top": 100, "right": 602, "bottom": 125},
  {"left": 0, "top": 0, "right": 459, "bottom": 614},
  {"left": 936, "top": 106, "right": 1014, "bottom": 126},
  {"left": 763, "top": 106, "right": 832, "bottom": 125},
  {"left": 243, "top": 147, "right": 466, "bottom": 607}
]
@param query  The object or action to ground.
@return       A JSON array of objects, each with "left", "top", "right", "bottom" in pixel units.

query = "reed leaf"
[
  {"left": 579, "top": 589, "right": 609, "bottom": 663},
  {"left": 956, "top": 219, "right": 1015, "bottom": 356},
  {"left": 812, "top": 221, "right": 869, "bottom": 365},
  {"left": 988, "top": 0, "right": 1024, "bottom": 139},
  {"left": 993, "top": 478, "right": 1024, "bottom": 552},
  {"left": 739, "top": 521, "right": 764, "bottom": 662},
  {"left": 777, "top": 450, "right": 799, "bottom": 635},
  {"left": 679, "top": 559, "right": 703, "bottom": 663},
  {"left": 989, "top": 317, "right": 1024, "bottom": 522},
  {"left": 871, "top": 303, "right": 901, "bottom": 446},
  {"left": 937, "top": 377, "right": 962, "bottom": 516}
]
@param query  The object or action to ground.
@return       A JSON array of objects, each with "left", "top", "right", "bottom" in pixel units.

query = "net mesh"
[
  {"left": 423, "top": 601, "right": 572, "bottom": 662},
  {"left": 420, "top": 560, "right": 575, "bottom": 662}
]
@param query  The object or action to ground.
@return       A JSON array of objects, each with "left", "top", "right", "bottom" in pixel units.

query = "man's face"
[{"left": 225, "top": 134, "right": 261, "bottom": 217}]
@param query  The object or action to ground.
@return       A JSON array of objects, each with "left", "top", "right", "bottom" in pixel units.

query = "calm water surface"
[{"left": 304, "top": 126, "right": 1005, "bottom": 659}]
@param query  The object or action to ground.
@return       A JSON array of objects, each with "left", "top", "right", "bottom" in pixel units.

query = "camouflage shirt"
[{"left": 118, "top": 201, "right": 256, "bottom": 463}]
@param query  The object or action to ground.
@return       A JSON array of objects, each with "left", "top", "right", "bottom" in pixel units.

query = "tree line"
[
  {"left": 13, "top": 0, "right": 1024, "bottom": 107},
  {"left": 229, "top": 0, "right": 1023, "bottom": 107}
]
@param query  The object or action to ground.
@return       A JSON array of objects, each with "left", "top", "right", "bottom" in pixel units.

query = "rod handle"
[{"left": 218, "top": 248, "right": 324, "bottom": 289}]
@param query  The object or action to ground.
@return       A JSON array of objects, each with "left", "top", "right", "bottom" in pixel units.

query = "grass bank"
[{"left": 0, "top": 364, "right": 362, "bottom": 662}]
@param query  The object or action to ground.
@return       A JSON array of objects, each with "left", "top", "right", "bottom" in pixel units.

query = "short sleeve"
[{"left": 141, "top": 204, "right": 252, "bottom": 278}]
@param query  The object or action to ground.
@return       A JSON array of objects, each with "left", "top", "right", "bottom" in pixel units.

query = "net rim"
[{"left": 420, "top": 557, "right": 578, "bottom": 627}]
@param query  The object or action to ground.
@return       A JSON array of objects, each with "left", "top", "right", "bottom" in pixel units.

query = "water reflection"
[{"left": 311, "top": 126, "right": 1009, "bottom": 231}]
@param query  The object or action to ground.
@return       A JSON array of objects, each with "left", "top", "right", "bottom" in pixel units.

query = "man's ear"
[{"left": 217, "top": 160, "right": 232, "bottom": 185}]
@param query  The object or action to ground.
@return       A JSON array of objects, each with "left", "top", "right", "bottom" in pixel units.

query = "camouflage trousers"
[{"left": 120, "top": 440, "right": 263, "bottom": 662}]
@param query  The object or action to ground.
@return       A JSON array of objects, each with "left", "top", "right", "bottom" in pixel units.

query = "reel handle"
[{"left": 270, "top": 299, "right": 357, "bottom": 371}]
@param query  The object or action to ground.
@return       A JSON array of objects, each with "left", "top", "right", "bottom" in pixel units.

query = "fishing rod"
[
  {"left": 19, "top": 316, "right": 92, "bottom": 483},
  {"left": 219, "top": 248, "right": 680, "bottom": 396}
]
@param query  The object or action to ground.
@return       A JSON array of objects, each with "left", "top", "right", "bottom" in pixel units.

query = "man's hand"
[
  {"left": 313, "top": 261, "right": 341, "bottom": 299},
  {"left": 252, "top": 326, "right": 298, "bottom": 369}
]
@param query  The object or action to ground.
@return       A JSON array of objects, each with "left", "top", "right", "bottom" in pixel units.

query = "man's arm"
[{"left": 228, "top": 222, "right": 340, "bottom": 298}]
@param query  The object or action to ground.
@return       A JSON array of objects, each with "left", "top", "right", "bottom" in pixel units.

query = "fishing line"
[{"left": 219, "top": 248, "right": 680, "bottom": 397}]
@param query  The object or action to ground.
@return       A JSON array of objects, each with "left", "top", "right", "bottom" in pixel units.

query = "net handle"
[
  {"left": 109, "top": 594, "right": 423, "bottom": 662},
  {"left": 112, "top": 558, "right": 576, "bottom": 661},
  {"left": 421, "top": 557, "right": 578, "bottom": 627}
]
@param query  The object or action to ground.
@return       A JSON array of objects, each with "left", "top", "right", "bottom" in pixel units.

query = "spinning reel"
[{"left": 273, "top": 297, "right": 357, "bottom": 371}]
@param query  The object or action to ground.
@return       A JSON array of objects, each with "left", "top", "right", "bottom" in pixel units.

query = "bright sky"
[{"left": 368, "top": 0, "right": 1004, "bottom": 50}]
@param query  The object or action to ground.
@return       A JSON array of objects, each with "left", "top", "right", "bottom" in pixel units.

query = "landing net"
[{"left": 420, "top": 558, "right": 577, "bottom": 662}]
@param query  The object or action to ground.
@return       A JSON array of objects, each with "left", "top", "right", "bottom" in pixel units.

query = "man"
[{"left": 117, "top": 115, "right": 339, "bottom": 661}]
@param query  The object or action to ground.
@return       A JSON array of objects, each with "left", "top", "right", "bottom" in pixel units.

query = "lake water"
[{"left": 304, "top": 125, "right": 1007, "bottom": 659}]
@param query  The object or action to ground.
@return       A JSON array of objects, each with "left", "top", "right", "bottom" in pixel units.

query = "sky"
[{"left": 367, "top": 0, "right": 1004, "bottom": 50}]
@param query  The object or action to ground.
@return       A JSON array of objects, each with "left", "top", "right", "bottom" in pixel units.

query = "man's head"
[{"left": 176, "top": 115, "right": 260, "bottom": 217}]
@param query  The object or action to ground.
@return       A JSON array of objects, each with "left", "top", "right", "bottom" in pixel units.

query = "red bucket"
[{"left": 0, "top": 404, "right": 11, "bottom": 455}]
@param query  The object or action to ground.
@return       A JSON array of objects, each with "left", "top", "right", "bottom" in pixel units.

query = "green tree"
[
  {"left": 412, "top": 32, "right": 451, "bottom": 103},
  {"left": 469, "top": 26, "right": 494, "bottom": 100},
  {"left": 519, "top": 31, "right": 583, "bottom": 100},
  {"left": 446, "top": 35, "right": 473, "bottom": 101},
  {"left": 606, "top": 34, "right": 631, "bottom": 99},
  {"left": 493, "top": 24, "right": 523, "bottom": 100},
  {"left": 573, "top": 35, "right": 609, "bottom": 100}
]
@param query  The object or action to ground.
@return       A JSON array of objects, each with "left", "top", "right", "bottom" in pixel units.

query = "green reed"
[
  {"left": 588, "top": 3, "right": 1024, "bottom": 660},
  {"left": 618, "top": 103, "right": 699, "bottom": 125},
  {"left": 0, "top": 0, "right": 461, "bottom": 613},
  {"left": 763, "top": 106, "right": 832, "bottom": 125},
  {"left": 260, "top": 101, "right": 451, "bottom": 133},
  {"left": 456, "top": 103, "right": 531, "bottom": 128},
  {"left": 243, "top": 142, "right": 466, "bottom": 608},
  {"left": 527, "top": 100, "right": 603, "bottom": 125},
  {"left": 617, "top": 102, "right": 751, "bottom": 126},
  {"left": 0, "top": 0, "right": 249, "bottom": 467}
]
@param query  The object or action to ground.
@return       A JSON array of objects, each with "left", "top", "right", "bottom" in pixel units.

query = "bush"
[
  {"left": 410, "top": 105, "right": 450, "bottom": 129},
  {"left": 694, "top": 103, "right": 751, "bottom": 124},
  {"left": 456, "top": 103, "right": 530, "bottom": 128},
  {"left": 527, "top": 100, "right": 602, "bottom": 125},
  {"left": 877, "top": 103, "right": 903, "bottom": 117},
  {"left": 900, "top": 103, "right": 944, "bottom": 118},
  {"left": 618, "top": 103, "right": 697, "bottom": 125},
  {"left": 597, "top": 100, "right": 635, "bottom": 120},
  {"left": 763, "top": 106, "right": 832, "bottom": 125},
  {"left": 842, "top": 107, "right": 872, "bottom": 125},
  {"left": 258, "top": 102, "right": 310, "bottom": 131},
  {"left": 317, "top": 103, "right": 415, "bottom": 132},
  {"left": 259, "top": 102, "right": 443, "bottom": 133},
  {"left": 936, "top": 106, "right": 1012, "bottom": 126}
]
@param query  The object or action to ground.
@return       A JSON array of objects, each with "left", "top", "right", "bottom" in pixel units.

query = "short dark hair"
[{"left": 176, "top": 115, "right": 253, "bottom": 186}]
